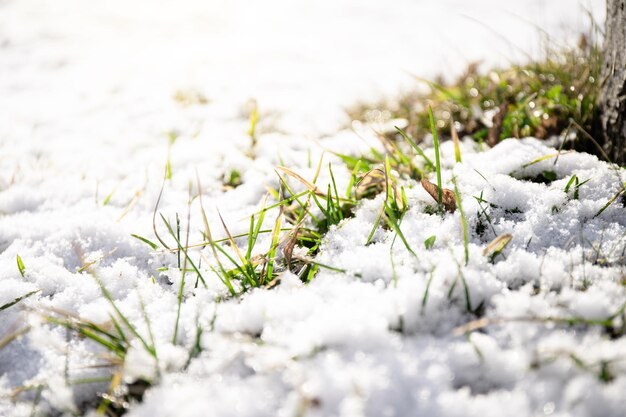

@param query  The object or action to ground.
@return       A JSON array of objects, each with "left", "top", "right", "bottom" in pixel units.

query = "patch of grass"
[
  {"left": 349, "top": 35, "right": 602, "bottom": 153},
  {"left": 38, "top": 246, "right": 161, "bottom": 416},
  {"left": 26, "top": 244, "right": 167, "bottom": 417}
]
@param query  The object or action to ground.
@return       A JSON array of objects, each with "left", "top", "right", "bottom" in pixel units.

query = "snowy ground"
[{"left": 2, "top": 0, "right": 625, "bottom": 416}]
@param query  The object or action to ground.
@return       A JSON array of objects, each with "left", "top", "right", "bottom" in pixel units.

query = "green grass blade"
[
  {"left": 130, "top": 234, "right": 159, "bottom": 250},
  {"left": 428, "top": 106, "right": 444, "bottom": 215},
  {"left": 102, "top": 186, "right": 117, "bottom": 206},
  {"left": 395, "top": 126, "right": 434, "bottom": 171},
  {"left": 384, "top": 207, "right": 416, "bottom": 257},
  {"left": 452, "top": 178, "right": 469, "bottom": 265},
  {"left": 1, "top": 289, "right": 40, "bottom": 312},
  {"left": 594, "top": 185, "right": 625, "bottom": 218},
  {"left": 422, "top": 268, "right": 436, "bottom": 308},
  {"left": 264, "top": 210, "right": 283, "bottom": 284},
  {"left": 328, "top": 163, "right": 343, "bottom": 222},
  {"left": 196, "top": 172, "right": 237, "bottom": 294},
  {"left": 564, "top": 175, "right": 578, "bottom": 194},
  {"left": 16, "top": 255, "right": 26, "bottom": 277},
  {"left": 91, "top": 274, "right": 156, "bottom": 357},
  {"left": 160, "top": 214, "right": 207, "bottom": 288},
  {"left": 346, "top": 160, "right": 362, "bottom": 198},
  {"left": 521, "top": 152, "right": 565, "bottom": 168}
]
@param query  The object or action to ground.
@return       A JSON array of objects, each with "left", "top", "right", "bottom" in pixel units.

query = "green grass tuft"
[{"left": 349, "top": 36, "right": 603, "bottom": 155}]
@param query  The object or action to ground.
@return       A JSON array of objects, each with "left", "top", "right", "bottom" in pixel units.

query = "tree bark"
[{"left": 598, "top": 0, "right": 626, "bottom": 165}]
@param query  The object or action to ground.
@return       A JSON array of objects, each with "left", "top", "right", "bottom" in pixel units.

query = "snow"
[{"left": 1, "top": 0, "right": 624, "bottom": 416}]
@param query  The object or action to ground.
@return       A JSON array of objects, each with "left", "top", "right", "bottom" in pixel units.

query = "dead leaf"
[
  {"left": 355, "top": 168, "right": 385, "bottom": 199},
  {"left": 421, "top": 179, "right": 456, "bottom": 213},
  {"left": 483, "top": 233, "right": 513, "bottom": 257},
  {"left": 282, "top": 225, "right": 301, "bottom": 269},
  {"left": 276, "top": 166, "right": 325, "bottom": 196}
]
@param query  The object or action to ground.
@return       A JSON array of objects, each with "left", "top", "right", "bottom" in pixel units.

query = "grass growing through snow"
[
  {"left": 40, "top": 247, "right": 159, "bottom": 416},
  {"left": 10, "top": 25, "right": 623, "bottom": 416}
]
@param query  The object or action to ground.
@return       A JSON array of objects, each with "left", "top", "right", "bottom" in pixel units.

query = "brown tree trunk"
[{"left": 598, "top": 0, "right": 626, "bottom": 165}]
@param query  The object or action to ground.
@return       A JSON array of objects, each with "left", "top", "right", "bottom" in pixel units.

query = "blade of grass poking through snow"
[
  {"left": 16, "top": 255, "right": 25, "bottom": 277},
  {"left": 263, "top": 207, "right": 283, "bottom": 285},
  {"left": 77, "top": 256, "right": 157, "bottom": 359},
  {"left": 117, "top": 186, "right": 143, "bottom": 222},
  {"left": 276, "top": 166, "right": 324, "bottom": 196},
  {"left": 428, "top": 106, "right": 443, "bottom": 215},
  {"left": 452, "top": 178, "right": 469, "bottom": 265},
  {"left": 594, "top": 184, "right": 626, "bottom": 218},
  {"left": 424, "top": 235, "right": 436, "bottom": 249},
  {"left": 0, "top": 289, "right": 40, "bottom": 312},
  {"left": 173, "top": 184, "right": 192, "bottom": 345},
  {"left": 249, "top": 190, "right": 310, "bottom": 218},
  {"left": 275, "top": 173, "right": 320, "bottom": 225},
  {"left": 160, "top": 214, "right": 207, "bottom": 288},
  {"left": 385, "top": 206, "right": 416, "bottom": 257},
  {"left": 395, "top": 126, "right": 434, "bottom": 171},
  {"left": 102, "top": 184, "right": 117, "bottom": 206},
  {"left": 564, "top": 175, "right": 578, "bottom": 195},
  {"left": 521, "top": 151, "right": 572, "bottom": 168},
  {"left": 382, "top": 158, "right": 415, "bottom": 257},
  {"left": 195, "top": 172, "right": 237, "bottom": 295},
  {"left": 247, "top": 102, "right": 259, "bottom": 148},
  {"left": 422, "top": 268, "right": 436, "bottom": 309},
  {"left": 46, "top": 314, "right": 125, "bottom": 359},
  {"left": 130, "top": 234, "right": 159, "bottom": 250},
  {"left": 328, "top": 163, "right": 343, "bottom": 221},
  {"left": 166, "top": 160, "right": 172, "bottom": 180},
  {"left": 452, "top": 255, "right": 473, "bottom": 312},
  {"left": 365, "top": 168, "right": 387, "bottom": 245},
  {"left": 218, "top": 209, "right": 258, "bottom": 285},
  {"left": 450, "top": 120, "right": 462, "bottom": 163},
  {"left": 346, "top": 159, "right": 361, "bottom": 198},
  {"left": 152, "top": 170, "right": 171, "bottom": 250},
  {"left": 176, "top": 213, "right": 181, "bottom": 268},
  {"left": 247, "top": 199, "right": 267, "bottom": 260}
]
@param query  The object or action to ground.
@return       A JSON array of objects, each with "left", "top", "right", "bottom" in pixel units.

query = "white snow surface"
[{"left": 1, "top": 0, "right": 625, "bottom": 417}]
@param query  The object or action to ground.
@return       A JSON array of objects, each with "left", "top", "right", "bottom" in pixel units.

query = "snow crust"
[{"left": 1, "top": 0, "right": 622, "bottom": 416}]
